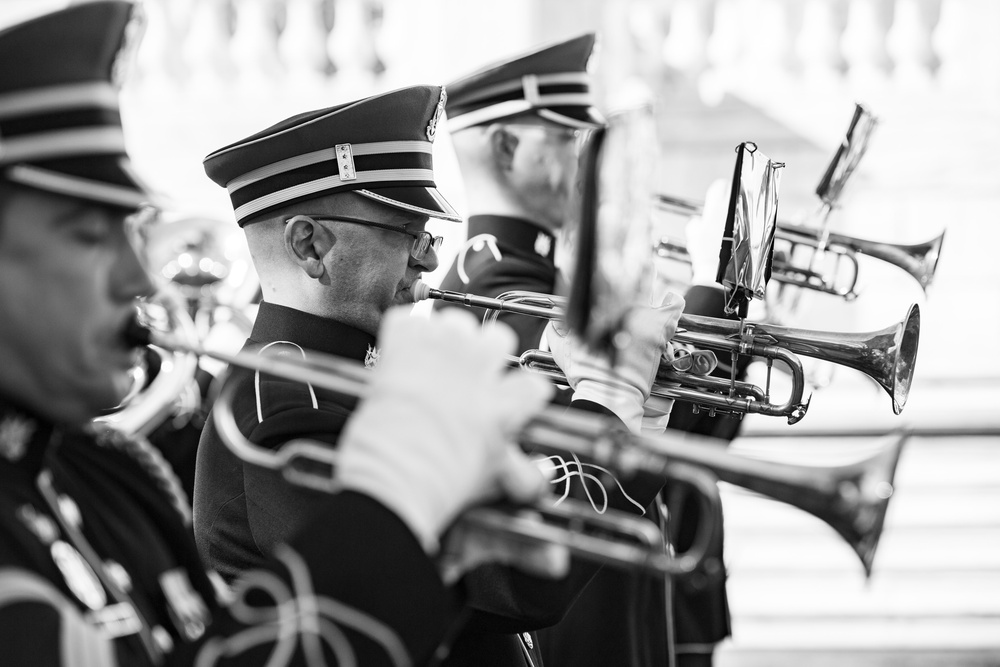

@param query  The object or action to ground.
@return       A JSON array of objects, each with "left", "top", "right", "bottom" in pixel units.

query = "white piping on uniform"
[{"left": 255, "top": 342, "right": 318, "bottom": 423}]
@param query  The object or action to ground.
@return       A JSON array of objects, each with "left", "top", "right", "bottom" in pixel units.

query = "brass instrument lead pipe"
[{"left": 417, "top": 283, "right": 811, "bottom": 423}]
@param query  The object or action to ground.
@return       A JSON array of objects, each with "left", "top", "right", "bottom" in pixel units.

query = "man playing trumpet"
[
  {"left": 192, "top": 55, "right": 694, "bottom": 662},
  {"left": 0, "top": 4, "right": 577, "bottom": 664}
]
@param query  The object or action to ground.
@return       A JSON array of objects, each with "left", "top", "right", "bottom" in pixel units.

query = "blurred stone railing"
[
  {"left": 112, "top": 0, "right": 1000, "bottom": 104},
  {"left": 2, "top": 0, "right": 996, "bottom": 385},
  {"left": 593, "top": 0, "right": 1000, "bottom": 105}
]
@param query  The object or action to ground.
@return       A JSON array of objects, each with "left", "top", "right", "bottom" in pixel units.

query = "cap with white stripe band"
[
  {"left": 0, "top": 2, "right": 157, "bottom": 211},
  {"left": 445, "top": 33, "right": 606, "bottom": 133},
  {"left": 204, "top": 85, "right": 461, "bottom": 227}
]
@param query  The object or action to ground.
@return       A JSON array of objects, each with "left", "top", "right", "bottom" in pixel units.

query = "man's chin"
[
  {"left": 101, "top": 370, "right": 142, "bottom": 413},
  {"left": 391, "top": 292, "right": 417, "bottom": 308}
]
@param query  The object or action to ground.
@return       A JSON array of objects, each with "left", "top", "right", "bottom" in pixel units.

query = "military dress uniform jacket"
[
  {"left": 194, "top": 302, "right": 556, "bottom": 667},
  {"left": 434, "top": 215, "right": 558, "bottom": 354},
  {"left": 194, "top": 302, "right": 372, "bottom": 583},
  {"left": 0, "top": 396, "right": 456, "bottom": 666},
  {"left": 539, "top": 285, "right": 741, "bottom": 667},
  {"left": 191, "top": 302, "right": 673, "bottom": 667}
]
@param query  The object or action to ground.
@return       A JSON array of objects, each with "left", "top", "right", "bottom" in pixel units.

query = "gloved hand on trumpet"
[
  {"left": 336, "top": 307, "right": 569, "bottom": 583},
  {"left": 543, "top": 289, "right": 709, "bottom": 436}
]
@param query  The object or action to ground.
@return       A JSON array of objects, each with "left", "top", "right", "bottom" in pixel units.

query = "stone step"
[
  {"left": 717, "top": 617, "right": 1000, "bottom": 653},
  {"left": 721, "top": 486, "right": 1000, "bottom": 530},
  {"left": 721, "top": 524, "right": 1000, "bottom": 574},
  {"left": 725, "top": 571, "right": 1000, "bottom": 618}
]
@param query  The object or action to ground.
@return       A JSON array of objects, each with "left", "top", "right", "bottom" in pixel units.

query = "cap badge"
[
  {"left": 0, "top": 414, "right": 35, "bottom": 462},
  {"left": 426, "top": 88, "right": 448, "bottom": 142},
  {"left": 364, "top": 345, "right": 381, "bottom": 370},
  {"left": 534, "top": 232, "right": 552, "bottom": 258},
  {"left": 336, "top": 144, "right": 357, "bottom": 181}
]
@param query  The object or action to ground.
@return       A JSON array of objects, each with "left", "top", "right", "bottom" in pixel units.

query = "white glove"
[
  {"left": 640, "top": 395, "right": 676, "bottom": 436},
  {"left": 544, "top": 292, "right": 685, "bottom": 434},
  {"left": 336, "top": 308, "right": 554, "bottom": 554},
  {"left": 686, "top": 177, "right": 731, "bottom": 287}
]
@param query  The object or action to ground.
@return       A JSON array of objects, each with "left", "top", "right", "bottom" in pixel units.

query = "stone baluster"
[
  {"left": 326, "top": 0, "right": 380, "bottom": 97},
  {"left": 129, "top": 0, "right": 187, "bottom": 93},
  {"left": 841, "top": 0, "right": 896, "bottom": 92},
  {"left": 367, "top": 0, "right": 387, "bottom": 77},
  {"left": 886, "top": 0, "right": 942, "bottom": 90},
  {"left": 753, "top": 0, "right": 801, "bottom": 75},
  {"left": 601, "top": 0, "right": 670, "bottom": 101},
  {"left": 371, "top": 0, "right": 439, "bottom": 88},
  {"left": 182, "top": 0, "right": 237, "bottom": 95},
  {"left": 229, "top": 0, "right": 285, "bottom": 89},
  {"left": 933, "top": 0, "right": 1000, "bottom": 95},
  {"left": 703, "top": 0, "right": 745, "bottom": 104},
  {"left": 796, "top": 0, "right": 850, "bottom": 90},
  {"left": 662, "top": 0, "right": 717, "bottom": 76},
  {"left": 279, "top": 0, "right": 333, "bottom": 88}
]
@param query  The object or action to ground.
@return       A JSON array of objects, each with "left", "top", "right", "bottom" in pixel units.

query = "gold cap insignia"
[
  {"left": 0, "top": 414, "right": 35, "bottom": 462},
  {"left": 534, "top": 232, "right": 552, "bottom": 258},
  {"left": 426, "top": 87, "right": 447, "bottom": 142},
  {"left": 364, "top": 345, "right": 381, "bottom": 370}
]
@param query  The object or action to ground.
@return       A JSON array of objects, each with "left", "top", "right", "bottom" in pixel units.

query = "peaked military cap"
[
  {"left": 0, "top": 1, "right": 154, "bottom": 210},
  {"left": 203, "top": 85, "right": 461, "bottom": 227},
  {"left": 445, "top": 33, "right": 606, "bottom": 132}
]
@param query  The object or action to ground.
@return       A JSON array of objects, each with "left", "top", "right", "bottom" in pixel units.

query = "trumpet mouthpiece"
[{"left": 411, "top": 279, "right": 431, "bottom": 303}]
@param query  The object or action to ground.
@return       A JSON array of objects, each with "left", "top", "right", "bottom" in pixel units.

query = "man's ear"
[
  {"left": 284, "top": 215, "right": 333, "bottom": 279},
  {"left": 489, "top": 125, "right": 519, "bottom": 171}
]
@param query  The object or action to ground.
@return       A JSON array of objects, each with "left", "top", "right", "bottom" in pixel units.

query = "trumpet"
[
  {"left": 412, "top": 281, "right": 921, "bottom": 424},
  {"left": 654, "top": 193, "right": 945, "bottom": 298},
  {"left": 137, "top": 319, "right": 904, "bottom": 578},
  {"left": 95, "top": 287, "right": 200, "bottom": 436}
]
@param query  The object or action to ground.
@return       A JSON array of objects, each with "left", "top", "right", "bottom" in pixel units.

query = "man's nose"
[
  {"left": 114, "top": 242, "right": 156, "bottom": 302},
  {"left": 412, "top": 244, "right": 439, "bottom": 273}
]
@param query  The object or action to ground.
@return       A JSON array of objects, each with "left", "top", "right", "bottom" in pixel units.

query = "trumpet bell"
[{"left": 806, "top": 302, "right": 920, "bottom": 415}]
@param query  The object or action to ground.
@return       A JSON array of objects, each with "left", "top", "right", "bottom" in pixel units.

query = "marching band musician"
[
  {"left": 0, "top": 4, "right": 573, "bottom": 665},
  {"left": 192, "top": 83, "right": 462, "bottom": 582},
  {"left": 191, "top": 53, "right": 691, "bottom": 663},
  {"left": 432, "top": 33, "right": 737, "bottom": 667},
  {"left": 432, "top": 34, "right": 605, "bottom": 354}
]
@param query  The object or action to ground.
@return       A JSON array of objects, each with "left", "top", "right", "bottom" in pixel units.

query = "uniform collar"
[
  {"left": 249, "top": 302, "right": 377, "bottom": 363},
  {"left": 0, "top": 395, "right": 61, "bottom": 478},
  {"left": 467, "top": 215, "right": 556, "bottom": 262}
]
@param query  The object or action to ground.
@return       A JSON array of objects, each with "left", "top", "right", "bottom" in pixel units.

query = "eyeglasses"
[
  {"left": 503, "top": 123, "right": 588, "bottom": 144},
  {"left": 289, "top": 214, "right": 444, "bottom": 261}
]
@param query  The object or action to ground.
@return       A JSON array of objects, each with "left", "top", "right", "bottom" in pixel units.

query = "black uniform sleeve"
[
  {"left": 199, "top": 491, "right": 461, "bottom": 667},
  {"left": 0, "top": 568, "right": 113, "bottom": 667}
]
